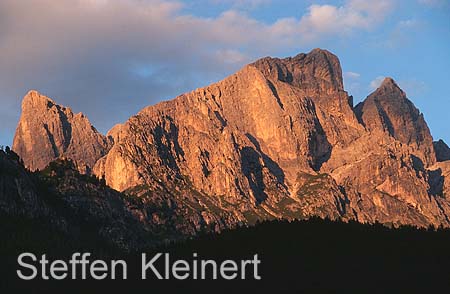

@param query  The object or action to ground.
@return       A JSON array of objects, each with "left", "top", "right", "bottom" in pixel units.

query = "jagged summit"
[
  {"left": 13, "top": 91, "right": 112, "bottom": 172},
  {"left": 374, "top": 77, "right": 405, "bottom": 96},
  {"left": 250, "top": 48, "right": 344, "bottom": 94},
  {"left": 354, "top": 77, "right": 435, "bottom": 165},
  {"left": 21, "top": 90, "right": 57, "bottom": 110},
  {"left": 21, "top": 90, "right": 87, "bottom": 121},
  {"left": 310, "top": 47, "right": 333, "bottom": 54},
  {"left": 380, "top": 76, "right": 397, "bottom": 87}
]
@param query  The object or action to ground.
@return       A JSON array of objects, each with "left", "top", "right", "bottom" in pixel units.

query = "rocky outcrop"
[
  {"left": 12, "top": 90, "right": 112, "bottom": 172},
  {"left": 434, "top": 139, "right": 450, "bottom": 162},
  {"left": 322, "top": 134, "right": 446, "bottom": 227}
]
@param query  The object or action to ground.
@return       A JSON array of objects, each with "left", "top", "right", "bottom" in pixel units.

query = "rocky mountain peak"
[
  {"left": 250, "top": 48, "right": 344, "bottom": 94},
  {"left": 21, "top": 90, "right": 55, "bottom": 110},
  {"left": 13, "top": 91, "right": 112, "bottom": 172},
  {"left": 375, "top": 77, "right": 405, "bottom": 97},
  {"left": 380, "top": 76, "right": 398, "bottom": 87},
  {"left": 354, "top": 77, "right": 435, "bottom": 166}
]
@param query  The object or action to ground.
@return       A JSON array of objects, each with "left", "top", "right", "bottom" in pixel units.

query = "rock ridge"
[{"left": 11, "top": 49, "right": 450, "bottom": 232}]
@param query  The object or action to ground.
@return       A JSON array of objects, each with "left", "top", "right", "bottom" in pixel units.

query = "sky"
[{"left": 0, "top": 0, "right": 449, "bottom": 147}]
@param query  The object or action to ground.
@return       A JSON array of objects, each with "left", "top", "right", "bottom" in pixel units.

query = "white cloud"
[
  {"left": 298, "top": 0, "right": 394, "bottom": 40},
  {"left": 344, "top": 71, "right": 361, "bottom": 79},
  {"left": 369, "top": 76, "right": 386, "bottom": 90},
  {"left": 215, "top": 49, "right": 249, "bottom": 65}
]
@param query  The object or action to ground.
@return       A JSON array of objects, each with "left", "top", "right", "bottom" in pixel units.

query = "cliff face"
[
  {"left": 93, "top": 49, "right": 362, "bottom": 223},
  {"left": 12, "top": 90, "right": 112, "bottom": 173},
  {"left": 11, "top": 49, "right": 450, "bottom": 231}
]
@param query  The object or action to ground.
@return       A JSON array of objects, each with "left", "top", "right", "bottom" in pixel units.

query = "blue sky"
[{"left": 0, "top": 0, "right": 449, "bottom": 147}]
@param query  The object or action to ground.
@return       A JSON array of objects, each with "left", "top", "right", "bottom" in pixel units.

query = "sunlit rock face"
[
  {"left": 12, "top": 49, "right": 450, "bottom": 229},
  {"left": 13, "top": 90, "right": 112, "bottom": 173},
  {"left": 93, "top": 48, "right": 360, "bottom": 222}
]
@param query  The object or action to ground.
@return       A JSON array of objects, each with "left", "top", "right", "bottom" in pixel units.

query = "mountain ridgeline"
[{"left": 7, "top": 49, "right": 450, "bottom": 247}]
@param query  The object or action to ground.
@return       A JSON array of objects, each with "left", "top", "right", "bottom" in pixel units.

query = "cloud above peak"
[
  {"left": 345, "top": 72, "right": 361, "bottom": 79},
  {"left": 298, "top": 0, "right": 394, "bottom": 39}
]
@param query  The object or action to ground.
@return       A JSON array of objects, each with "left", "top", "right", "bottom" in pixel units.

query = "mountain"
[
  {"left": 9, "top": 49, "right": 450, "bottom": 237},
  {"left": 12, "top": 90, "right": 112, "bottom": 173},
  {"left": 92, "top": 48, "right": 366, "bottom": 224}
]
